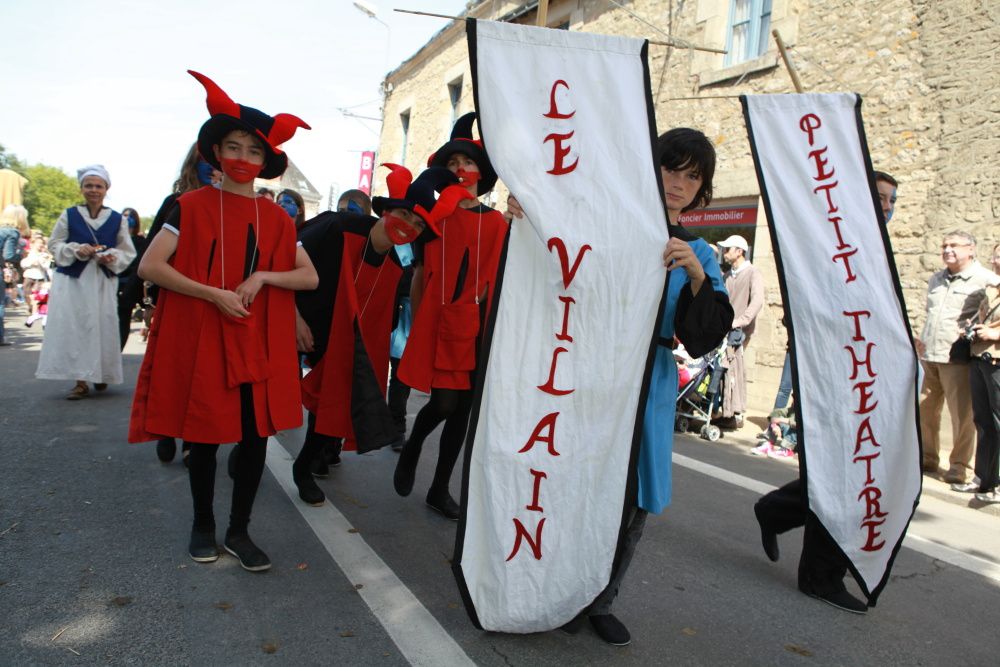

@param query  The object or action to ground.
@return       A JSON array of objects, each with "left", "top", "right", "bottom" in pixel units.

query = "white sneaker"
[
  {"left": 751, "top": 442, "right": 772, "bottom": 456},
  {"left": 975, "top": 491, "right": 1000, "bottom": 504},
  {"left": 768, "top": 446, "right": 795, "bottom": 459}
]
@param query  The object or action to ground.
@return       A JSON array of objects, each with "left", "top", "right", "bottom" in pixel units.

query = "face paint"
[
  {"left": 196, "top": 160, "right": 216, "bottom": 185},
  {"left": 455, "top": 168, "right": 481, "bottom": 186},
  {"left": 220, "top": 157, "right": 263, "bottom": 184},
  {"left": 346, "top": 200, "right": 363, "bottom": 214},
  {"left": 384, "top": 214, "right": 422, "bottom": 245},
  {"left": 278, "top": 195, "right": 299, "bottom": 220},
  {"left": 127, "top": 213, "right": 139, "bottom": 228}
]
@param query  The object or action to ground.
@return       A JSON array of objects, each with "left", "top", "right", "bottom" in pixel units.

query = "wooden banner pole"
[
  {"left": 772, "top": 29, "right": 804, "bottom": 93},
  {"left": 536, "top": 0, "right": 549, "bottom": 27}
]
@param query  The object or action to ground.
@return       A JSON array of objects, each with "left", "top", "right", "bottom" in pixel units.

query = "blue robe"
[{"left": 637, "top": 238, "right": 727, "bottom": 514}]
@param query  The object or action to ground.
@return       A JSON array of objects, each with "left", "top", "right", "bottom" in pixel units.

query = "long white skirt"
[{"left": 35, "top": 262, "right": 123, "bottom": 384}]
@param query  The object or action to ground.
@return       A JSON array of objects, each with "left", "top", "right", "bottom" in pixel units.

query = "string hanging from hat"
[{"left": 218, "top": 180, "right": 260, "bottom": 294}]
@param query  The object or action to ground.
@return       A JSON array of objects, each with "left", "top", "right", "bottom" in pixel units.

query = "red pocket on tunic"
[
  {"left": 220, "top": 313, "right": 270, "bottom": 387},
  {"left": 435, "top": 302, "right": 480, "bottom": 371}
]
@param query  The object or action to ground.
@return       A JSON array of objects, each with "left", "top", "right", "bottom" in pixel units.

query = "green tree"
[
  {"left": 22, "top": 164, "right": 80, "bottom": 235},
  {"left": 0, "top": 143, "right": 26, "bottom": 173}
]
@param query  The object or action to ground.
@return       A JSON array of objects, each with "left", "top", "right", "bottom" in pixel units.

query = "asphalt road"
[{"left": 2, "top": 310, "right": 999, "bottom": 666}]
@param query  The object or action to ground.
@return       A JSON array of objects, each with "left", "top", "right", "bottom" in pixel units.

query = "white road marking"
[
  {"left": 266, "top": 437, "right": 474, "bottom": 667},
  {"left": 673, "top": 453, "right": 1000, "bottom": 584}
]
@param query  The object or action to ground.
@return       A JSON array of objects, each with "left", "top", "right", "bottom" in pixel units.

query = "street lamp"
[{"left": 353, "top": 1, "right": 388, "bottom": 27}]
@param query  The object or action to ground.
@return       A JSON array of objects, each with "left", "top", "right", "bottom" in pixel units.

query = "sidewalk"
[{"left": 708, "top": 411, "right": 1000, "bottom": 519}]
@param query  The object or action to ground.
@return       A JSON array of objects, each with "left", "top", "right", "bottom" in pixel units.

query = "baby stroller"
[{"left": 674, "top": 342, "right": 727, "bottom": 441}]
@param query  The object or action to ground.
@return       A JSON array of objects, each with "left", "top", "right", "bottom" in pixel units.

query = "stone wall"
[{"left": 377, "top": 0, "right": 1000, "bottom": 418}]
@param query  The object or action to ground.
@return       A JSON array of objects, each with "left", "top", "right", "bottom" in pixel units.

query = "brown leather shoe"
[{"left": 943, "top": 467, "right": 967, "bottom": 484}]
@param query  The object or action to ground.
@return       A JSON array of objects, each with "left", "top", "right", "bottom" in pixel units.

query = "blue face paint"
[
  {"left": 346, "top": 200, "right": 363, "bottom": 214},
  {"left": 196, "top": 160, "right": 216, "bottom": 185},
  {"left": 127, "top": 213, "right": 139, "bottom": 228},
  {"left": 278, "top": 195, "right": 299, "bottom": 220}
]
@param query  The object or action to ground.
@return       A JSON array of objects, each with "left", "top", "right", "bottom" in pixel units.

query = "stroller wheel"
[
  {"left": 701, "top": 424, "right": 722, "bottom": 442},
  {"left": 675, "top": 417, "right": 690, "bottom": 433}
]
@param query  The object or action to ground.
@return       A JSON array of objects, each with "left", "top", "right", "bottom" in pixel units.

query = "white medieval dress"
[{"left": 36, "top": 206, "right": 136, "bottom": 384}]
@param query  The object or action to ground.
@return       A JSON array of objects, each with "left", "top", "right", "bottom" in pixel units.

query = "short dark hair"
[
  {"left": 657, "top": 128, "right": 716, "bottom": 212},
  {"left": 874, "top": 171, "right": 897, "bottom": 188},
  {"left": 337, "top": 189, "right": 372, "bottom": 216}
]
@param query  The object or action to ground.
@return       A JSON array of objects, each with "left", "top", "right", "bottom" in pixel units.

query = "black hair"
[
  {"left": 657, "top": 128, "right": 716, "bottom": 212},
  {"left": 873, "top": 170, "right": 897, "bottom": 188}
]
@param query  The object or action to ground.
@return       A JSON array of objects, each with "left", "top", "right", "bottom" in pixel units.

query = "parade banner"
[
  {"left": 742, "top": 93, "right": 921, "bottom": 601},
  {"left": 454, "top": 20, "right": 669, "bottom": 632}
]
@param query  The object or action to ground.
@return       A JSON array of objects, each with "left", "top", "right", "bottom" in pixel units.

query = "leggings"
[
  {"left": 406, "top": 387, "right": 473, "bottom": 493},
  {"left": 185, "top": 385, "right": 267, "bottom": 534}
]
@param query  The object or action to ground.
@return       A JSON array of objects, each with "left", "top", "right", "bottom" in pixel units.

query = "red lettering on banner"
[
  {"left": 519, "top": 412, "right": 561, "bottom": 455},
  {"left": 544, "top": 80, "right": 575, "bottom": 119},
  {"left": 832, "top": 248, "right": 859, "bottom": 283},
  {"left": 799, "top": 113, "right": 822, "bottom": 145},
  {"left": 506, "top": 518, "right": 546, "bottom": 561},
  {"left": 538, "top": 347, "right": 574, "bottom": 396},
  {"left": 813, "top": 181, "right": 840, "bottom": 214},
  {"left": 807, "top": 147, "right": 836, "bottom": 181},
  {"left": 853, "top": 417, "right": 882, "bottom": 455},
  {"left": 844, "top": 342, "right": 877, "bottom": 381},
  {"left": 827, "top": 217, "right": 850, "bottom": 250},
  {"left": 545, "top": 132, "right": 579, "bottom": 175},
  {"left": 525, "top": 469, "right": 548, "bottom": 512},
  {"left": 853, "top": 451, "right": 880, "bottom": 485},
  {"left": 860, "top": 519, "right": 886, "bottom": 552},
  {"left": 556, "top": 296, "right": 575, "bottom": 342},
  {"left": 547, "top": 238, "right": 592, "bottom": 289},
  {"left": 843, "top": 310, "right": 872, "bottom": 341}
]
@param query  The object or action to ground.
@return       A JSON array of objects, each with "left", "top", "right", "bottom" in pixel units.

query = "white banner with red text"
[
  {"left": 453, "top": 20, "right": 670, "bottom": 632},
  {"left": 742, "top": 93, "right": 921, "bottom": 602}
]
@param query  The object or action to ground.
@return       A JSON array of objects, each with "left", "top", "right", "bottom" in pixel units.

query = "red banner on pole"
[{"left": 358, "top": 151, "right": 375, "bottom": 195}]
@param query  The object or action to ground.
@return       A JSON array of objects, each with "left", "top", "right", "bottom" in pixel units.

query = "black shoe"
[
  {"left": 425, "top": 489, "right": 460, "bottom": 520},
  {"left": 227, "top": 446, "right": 238, "bottom": 480},
  {"left": 294, "top": 473, "right": 326, "bottom": 506},
  {"left": 156, "top": 438, "right": 177, "bottom": 463},
  {"left": 799, "top": 584, "right": 867, "bottom": 614},
  {"left": 753, "top": 504, "right": 779, "bottom": 562},
  {"left": 223, "top": 531, "right": 271, "bottom": 572},
  {"left": 394, "top": 443, "right": 419, "bottom": 497},
  {"left": 322, "top": 441, "right": 343, "bottom": 467},
  {"left": 589, "top": 614, "right": 631, "bottom": 646},
  {"left": 311, "top": 456, "right": 330, "bottom": 478},
  {"left": 390, "top": 438, "right": 405, "bottom": 453},
  {"left": 189, "top": 527, "right": 219, "bottom": 563},
  {"left": 181, "top": 443, "right": 191, "bottom": 469},
  {"left": 559, "top": 613, "right": 586, "bottom": 635}
]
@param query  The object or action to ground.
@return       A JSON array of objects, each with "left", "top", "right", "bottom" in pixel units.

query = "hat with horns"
[
  {"left": 190, "top": 70, "right": 310, "bottom": 180},
  {"left": 372, "top": 164, "right": 475, "bottom": 237},
  {"left": 426, "top": 112, "right": 497, "bottom": 195}
]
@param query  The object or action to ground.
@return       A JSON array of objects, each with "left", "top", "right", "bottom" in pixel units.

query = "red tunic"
[
  {"left": 399, "top": 205, "right": 508, "bottom": 392},
  {"left": 300, "top": 232, "right": 401, "bottom": 444},
  {"left": 129, "top": 187, "right": 301, "bottom": 444}
]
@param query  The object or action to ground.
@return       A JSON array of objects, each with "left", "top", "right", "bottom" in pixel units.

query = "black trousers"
[
  {"left": 185, "top": 385, "right": 267, "bottom": 534},
  {"left": 755, "top": 479, "right": 849, "bottom": 595},
  {"left": 387, "top": 356, "right": 411, "bottom": 439},
  {"left": 971, "top": 357, "right": 1000, "bottom": 492}
]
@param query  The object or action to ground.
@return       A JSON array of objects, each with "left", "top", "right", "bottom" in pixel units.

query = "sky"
[{"left": 1, "top": 0, "right": 469, "bottom": 218}]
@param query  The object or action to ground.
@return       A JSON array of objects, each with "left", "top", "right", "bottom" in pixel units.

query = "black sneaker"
[
  {"left": 223, "top": 532, "right": 271, "bottom": 572},
  {"left": 181, "top": 443, "right": 191, "bottom": 469},
  {"left": 156, "top": 438, "right": 177, "bottom": 463},
  {"left": 322, "top": 441, "right": 343, "bottom": 467},
  {"left": 394, "top": 443, "right": 419, "bottom": 497},
  {"left": 753, "top": 503, "right": 779, "bottom": 562},
  {"left": 425, "top": 489, "right": 460, "bottom": 520},
  {"left": 589, "top": 614, "right": 631, "bottom": 646},
  {"left": 189, "top": 527, "right": 219, "bottom": 563},
  {"left": 800, "top": 584, "right": 867, "bottom": 614},
  {"left": 311, "top": 456, "right": 330, "bottom": 478},
  {"left": 294, "top": 473, "right": 326, "bottom": 507}
]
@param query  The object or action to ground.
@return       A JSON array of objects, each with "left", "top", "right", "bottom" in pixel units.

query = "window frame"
[{"left": 724, "top": 0, "right": 773, "bottom": 67}]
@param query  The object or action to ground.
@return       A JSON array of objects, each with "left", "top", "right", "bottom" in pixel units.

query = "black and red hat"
[
  {"left": 372, "top": 164, "right": 474, "bottom": 236},
  {"left": 190, "top": 70, "right": 310, "bottom": 180},
  {"left": 426, "top": 112, "right": 497, "bottom": 195}
]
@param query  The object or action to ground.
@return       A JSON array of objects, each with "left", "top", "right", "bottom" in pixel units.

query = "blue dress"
[{"left": 637, "top": 237, "right": 728, "bottom": 514}]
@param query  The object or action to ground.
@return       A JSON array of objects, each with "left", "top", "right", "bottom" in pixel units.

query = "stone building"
[
  {"left": 376, "top": 0, "right": 1000, "bottom": 416},
  {"left": 255, "top": 159, "right": 323, "bottom": 219}
]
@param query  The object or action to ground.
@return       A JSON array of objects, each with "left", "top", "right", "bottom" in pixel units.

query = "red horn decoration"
[
  {"left": 268, "top": 113, "right": 312, "bottom": 149},
  {"left": 381, "top": 163, "right": 413, "bottom": 199},
  {"left": 417, "top": 184, "right": 476, "bottom": 233},
  {"left": 188, "top": 70, "right": 240, "bottom": 118}
]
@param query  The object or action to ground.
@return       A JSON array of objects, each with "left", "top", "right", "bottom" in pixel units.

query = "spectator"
[
  {"left": 964, "top": 242, "right": 1000, "bottom": 502},
  {"left": 256, "top": 187, "right": 275, "bottom": 201},
  {"left": 21, "top": 232, "right": 52, "bottom": 327},
  {"left": 716, "top": 234, "right": 764, "bottom": 429},
  {"left": 35, "top": 165, "right": 136, "bottom": 398},
  {"left": 116, "top": 207, "right": 148, "bottom": 348},
  {"left": 916, "top": 231, "right": 996, "bottom": 483},
  {"left": 0, "top": 204, "right": 28, "bottom": 345},
  {"left": 276, "top": 188, "right": 305, "bottom": 229},
  {"left": 873, "top": 171, "right": 897, "bottom": 224},
  {"left": 751, "top": 398, "right": 798, "bottom": 459}
]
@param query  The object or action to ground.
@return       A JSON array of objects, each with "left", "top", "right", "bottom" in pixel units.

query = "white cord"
[
  {"left": 354, "top": 235, "right": 388, "bottom": 320},
  {"left": 218, "top": 181, "right": 260, "bottom": 292}
]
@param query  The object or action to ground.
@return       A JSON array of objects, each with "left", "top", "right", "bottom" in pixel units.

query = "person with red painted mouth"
[
  {"left": 290, "top": 164, "right": 473, "bottom": 507},
  {"left": 129, "top": 71, "right": 317, "bottom": 573}
]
